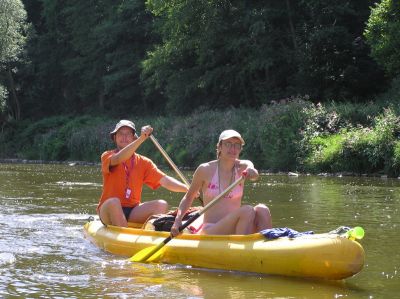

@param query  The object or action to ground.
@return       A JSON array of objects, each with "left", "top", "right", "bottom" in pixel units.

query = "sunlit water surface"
[{"left": 0, "top": 163, "right": 399, "bottom": 298}]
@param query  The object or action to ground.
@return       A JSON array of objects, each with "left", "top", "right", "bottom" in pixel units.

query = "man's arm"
[
  {"left": 110, "top": 125, "right": 152, "bottom": 166},
  {"left": 159, "top": 175, "right": 189, "bottom": 192}
]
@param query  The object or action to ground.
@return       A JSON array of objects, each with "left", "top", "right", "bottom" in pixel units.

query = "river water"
[{"left": 0, "top": 163, "right": 398, "bottom": 298}]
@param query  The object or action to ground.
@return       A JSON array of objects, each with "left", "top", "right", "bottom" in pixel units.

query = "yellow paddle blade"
[
  {"left": 130, "top": 241, "right": 167, "bottom": 263},
  {"left": 146, "top": 247, "right": 166, "bottom": 263},
  {"left": 130, "top": 245, "right": 157, "bottom": 262}
]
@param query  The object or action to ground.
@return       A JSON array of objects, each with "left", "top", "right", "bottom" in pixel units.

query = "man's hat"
[{"left": 110, "top": 120, "right": 136, "bottom": 140}]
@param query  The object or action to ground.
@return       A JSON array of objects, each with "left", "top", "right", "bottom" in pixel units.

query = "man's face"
[{"left": 115, "top": 127, "right": 136, "bottom": 149}]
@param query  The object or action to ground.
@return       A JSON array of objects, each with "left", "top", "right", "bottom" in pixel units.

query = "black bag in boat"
[
  {"left": 146, "top": 207, "right": 201, "bottom": 232},
  {"left": 152, "top": 215, "right": 176, "bottom": 232}
]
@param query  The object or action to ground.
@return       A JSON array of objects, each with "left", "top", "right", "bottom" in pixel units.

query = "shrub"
[
  {"left": 392, "top": 141, "right": 400, "bottom": 176},
  {"left": 257, "top": 98, "right": 312, "bottom": 171},
  {"left": 163, "top": 108, "right": 259, "bottom": 167},
  {"left": 2, "top": 101, "right": 400, "bottom": 177},
  {"left": 9, "top": 116, "right": 70, "bottom": 159},
  {"left": 305, "top": 109, "right": 400, "bottom": 174},
  {"left": 304, "top": 133, "right": 345, "bottom": 172}
]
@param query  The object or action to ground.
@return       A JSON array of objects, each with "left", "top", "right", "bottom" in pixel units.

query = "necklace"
[{"left": 218, "top": 160, "right": 236, "bottom": 195}]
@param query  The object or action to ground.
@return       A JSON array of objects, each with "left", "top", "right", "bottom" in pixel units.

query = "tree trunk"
[
  {"left": 285, "top": 0, "right": 297, "bottom": 50},
  {"left": 99, "top": 91, "right": 104, "bottom": 111},
  {"left": 6, "top": 68, "right": 20, "bottom": 120}
]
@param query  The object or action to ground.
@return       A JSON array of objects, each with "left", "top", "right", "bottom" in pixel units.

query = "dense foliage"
[
  {"left": 0, "top": 0, "right": 395, "bottom": 121},
  {"left": 143, "top": 0, "right": 385, "bottom": 112},
  {"left": 365, "top": 0, "right": 400, "bottom": 77},
  {"left": 0, "top": 0, "right": 29, "bottom": 120},
  {"left": 1, "top": 1, "right": 400, "bottom": 176}
]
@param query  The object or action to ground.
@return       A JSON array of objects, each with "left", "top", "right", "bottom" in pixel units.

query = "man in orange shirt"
[{"left": 97, "top": 120, "right": 188, "bottom": 227}]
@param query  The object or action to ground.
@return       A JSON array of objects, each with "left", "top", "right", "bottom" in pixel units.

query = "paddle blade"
[
  {"left": 130, "top": 240, "right": 167, "bottom": 263},
  {"left": 146, "top": 247, "right": 166, "bottom": 263},
  {"left": 130, "top": 246, "right": 157, "bottom": 262}
]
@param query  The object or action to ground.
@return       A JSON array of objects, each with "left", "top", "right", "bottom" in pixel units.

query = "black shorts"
[
  {"left": 99, "top": 205, "right": 137, "bottom": 226},
  {"left": 122, "top": 207, "right": 134, "bottom": 220}
]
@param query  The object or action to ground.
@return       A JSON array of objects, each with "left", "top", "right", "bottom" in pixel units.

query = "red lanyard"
[{"left": 122, "top": 156, "right": 134, "bottom": 189}]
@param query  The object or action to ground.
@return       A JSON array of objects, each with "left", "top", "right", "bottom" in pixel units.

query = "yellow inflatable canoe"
[{"left": 83, "top": 220, "right": 365, "bottom": 280}]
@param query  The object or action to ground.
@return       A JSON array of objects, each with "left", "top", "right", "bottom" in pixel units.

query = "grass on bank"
[
  {"left": 303, "top": 109, "right": 400, "bottom": 176},
  {"left": 1, "top": 99, "right": 400, "bottom": 176}
]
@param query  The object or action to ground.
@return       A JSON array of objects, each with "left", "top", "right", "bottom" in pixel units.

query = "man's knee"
[
  {"left": 99, "top": 197, "right": 124, "bottom": 226},
  {"left": 154, "top": 199, "right": 168, "bottom": 213},
  {"left": 102, "top": 197, "right": 121, "bottom": 209}
]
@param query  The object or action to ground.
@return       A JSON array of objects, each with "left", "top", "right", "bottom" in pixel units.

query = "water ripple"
[
  {"left": 0, "top": 253, "right": 16, "bottom": 266},
  {"left": 1, "top": 164, "right": 400, "bottom": 298}
]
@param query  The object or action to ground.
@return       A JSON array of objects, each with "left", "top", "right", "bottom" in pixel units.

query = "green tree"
[
  {"left": 0, "top": 0, "right": 29, "bottom": 121},
  {"left": 143, "top": 0, "right": 384, "bottom": 114},
  {"left": 365, "top": 0, "right": 400, "bottom": 77},
  {"left": 11, "top": 0, "right": 391, "bottom": 120},
  {"left": 20, "top": 0, "right": 156, "bottom": 117},
  {"left": 61, "top": 0, "right": 109, "bottom": 113},
  {"left": 295, "top": 0, "right": 385, "bottom": 101},
  {"left": 143, "top": 1, "right": 299, "bottom": 113},
  {"left": 18, "top": 0, "right": 75, "bottom": 118},
  {"left": 61, "top": 0, "right": 157, "bottom": 115},
  {"left": 143, "top": 0, "right": 293, "bottom": 113},
  {"left": 94, "top": 0, "right": 158, "bottom": 114}
]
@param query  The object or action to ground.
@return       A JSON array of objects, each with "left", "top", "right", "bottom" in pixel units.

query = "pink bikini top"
[{"left": 203, "top": 163, "right": 244, "bottom": 202}]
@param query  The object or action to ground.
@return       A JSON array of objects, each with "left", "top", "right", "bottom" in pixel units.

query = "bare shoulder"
[{"left": 196, "top": 160, "right": 217, "bottom": 178}]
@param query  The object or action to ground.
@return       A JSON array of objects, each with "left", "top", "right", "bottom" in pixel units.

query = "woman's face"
[
  {"left": 219, "top": 137, "right": 242, "bottom": 159},
  {"left": 114, "top": 127, "right": 136, "bottom": 149}
]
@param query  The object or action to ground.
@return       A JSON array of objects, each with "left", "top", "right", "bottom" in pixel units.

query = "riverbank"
[
  {"left": 1, "top": 158, "right": 398, "bottom": 180},
  {"left": 1, "top": 99, "right": 400, "bottom": 176},
  {"left": 0, "top": 158, "right": 99, "bottom": 167}
]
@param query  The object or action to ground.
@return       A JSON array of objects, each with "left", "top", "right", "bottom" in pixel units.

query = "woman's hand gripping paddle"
[{"left": 130, "top": 175, "right": 245, "bottom": 263}]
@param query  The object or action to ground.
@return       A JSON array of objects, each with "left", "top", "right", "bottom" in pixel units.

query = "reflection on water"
[{"left": 0, "top": 163, "right": 399, "bottom": 298}]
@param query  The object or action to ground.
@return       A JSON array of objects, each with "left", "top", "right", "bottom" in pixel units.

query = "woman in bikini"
[{"left": 171, "top": 129, "right": 272, "bottom": 236}]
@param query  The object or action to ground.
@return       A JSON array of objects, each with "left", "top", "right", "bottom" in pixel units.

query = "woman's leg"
[
  {"left": 128, "top": 199, "right": 168, "bottom": 223},
  {"left": 99, "top": 197, "right": 127, "bottom": 227},
  {"left": 201, "top": 205, "right": 255, "bottom": 235},
  {"left": 253, "top": 204, "right": 272, "bottom": 232}
]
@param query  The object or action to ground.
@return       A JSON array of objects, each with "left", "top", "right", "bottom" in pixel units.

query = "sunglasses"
[{"left": 222, "top": 142, "right": 242, "bottom": 150}]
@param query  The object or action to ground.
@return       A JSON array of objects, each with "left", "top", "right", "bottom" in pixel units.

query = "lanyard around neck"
[{"left": 122, "top": 156, "right": 135, "bottom": 188}]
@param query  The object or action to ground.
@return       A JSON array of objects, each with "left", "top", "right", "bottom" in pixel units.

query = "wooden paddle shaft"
[{"left": 150, "top": 135, "right": 190, "bottom": 187}]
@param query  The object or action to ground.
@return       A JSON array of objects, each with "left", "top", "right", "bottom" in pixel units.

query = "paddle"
[
  {"left": 130, "top": 175, "right": 245, "bottom": 263},
  {"left": 150, "top": 134, "right": 204, "bottom": 205},
  {"left": 150, "top": 135, "right": 190, "bottom": 188}
]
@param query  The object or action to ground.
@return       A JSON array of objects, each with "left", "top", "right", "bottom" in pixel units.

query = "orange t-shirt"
[{"left": 97, "top": 150, "right": 166, "bottom": 213}]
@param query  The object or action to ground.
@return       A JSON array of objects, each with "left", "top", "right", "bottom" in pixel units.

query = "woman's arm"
[
  {"left": 170, "top": 165, "right": 206, "bottom": 236},
  {"left": 239, "top": 159, "right": 259, "bottom": 181}
]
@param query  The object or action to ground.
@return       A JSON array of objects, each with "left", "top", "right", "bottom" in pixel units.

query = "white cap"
[{"left": 218, "top": 129, "right": 245, "bottom": 145}]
